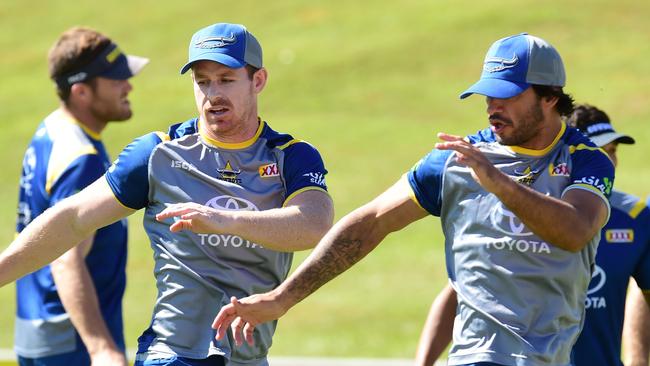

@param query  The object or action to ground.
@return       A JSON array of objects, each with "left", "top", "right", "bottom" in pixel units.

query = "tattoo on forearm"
[{"left": 288, "top": 235, "right": 365, "bottom": 303}]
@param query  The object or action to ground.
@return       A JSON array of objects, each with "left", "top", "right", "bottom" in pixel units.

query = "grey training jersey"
[
  {"left": 105, "top": 119, "right": 328, "bottom": 365},
  {"left": 407, "top": 124, "right": 614, "bottom": 366}
]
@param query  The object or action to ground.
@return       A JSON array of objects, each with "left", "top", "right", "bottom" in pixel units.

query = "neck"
[
  {"left": 61, "top": 103, "right": 106, "bottom": 135},
  {"left": 200, "top": 115, "right": 260, "bottom": 144}
]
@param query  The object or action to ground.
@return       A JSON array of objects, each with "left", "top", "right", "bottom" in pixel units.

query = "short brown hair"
[{"left": 48, "top": 27, "right": 112, "bottom": 101}]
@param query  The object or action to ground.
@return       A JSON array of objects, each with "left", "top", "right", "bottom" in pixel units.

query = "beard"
[{"left": 495, "top": 98, "right": 544, "bottom": 146}]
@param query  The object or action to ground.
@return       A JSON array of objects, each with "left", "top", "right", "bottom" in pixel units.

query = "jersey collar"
[
  {"left": 199, "top": 118, "right": 265, "bottom": 150},
  {"left": 509, "top": 122, "right": 566, "bottom": 156}
]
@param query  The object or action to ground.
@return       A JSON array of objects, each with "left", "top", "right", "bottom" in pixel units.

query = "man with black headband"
[{"left": 13, "top": 27, "right": 147, "bottom": 366}]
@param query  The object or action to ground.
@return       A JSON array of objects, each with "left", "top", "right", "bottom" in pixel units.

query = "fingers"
[
  {"left": 156, "top": 203, "right": 200, "bottom": 221},
  {"left": 212, "top": 296, "right": 259, "bottom": 346},
  {"left": 213, "top": 306, "right": 235, "bottom": 340},
  {"left": 436, "top": 132, "right": 464, "bottom": 142},
  {"left": 243, "top": 322, "right": 256, "bottom": 346},
  {"left": 231, "top": 317, "right": 245, "bottom": 346}
]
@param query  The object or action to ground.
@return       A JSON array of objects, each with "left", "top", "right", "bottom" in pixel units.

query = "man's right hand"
[{"left": 212, "top": 294, "right": 289, "bottom": 346}]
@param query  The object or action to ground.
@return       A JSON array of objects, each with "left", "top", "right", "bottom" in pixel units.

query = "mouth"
[
  {"left": 489, "top": 115, "right": 510, "bottom": 134},
  {"left": 207, "top": 105, "right": 229, "bottom": 117}
]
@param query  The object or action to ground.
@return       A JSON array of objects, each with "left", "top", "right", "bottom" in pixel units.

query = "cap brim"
[
  {"left": 590, "top": 132, "right": 635, "bottom": 147},
  {"left": 460, "top": 78, "right": 530, "bottom": 99},
  {"left": 100, "top": 54, "right": 149, "bottom": 80},
  {"left": 180, "top": 52, "right": 246, "bottom": 74}
]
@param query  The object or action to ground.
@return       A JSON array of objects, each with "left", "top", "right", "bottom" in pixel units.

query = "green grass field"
[{"left": 1, "top": 0, "right": 650, "bottom": 360}]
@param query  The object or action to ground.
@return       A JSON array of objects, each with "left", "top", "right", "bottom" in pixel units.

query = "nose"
[
  {"left": 122, "top": 79, "right": 133, "bottom": 93},
  {"left": 486, "top": 96, "right": 504, "bottom": 115}
]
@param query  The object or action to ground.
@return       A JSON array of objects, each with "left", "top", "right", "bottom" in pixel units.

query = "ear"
[
  {"left": 542, "top": 95, "right": 559, "bottom": 111},
  {"left": 69, "top": 83, "right": 92, "bottom": 104},
  {"left": 252, "top": 68, "right": 268, "bottom": 93}
]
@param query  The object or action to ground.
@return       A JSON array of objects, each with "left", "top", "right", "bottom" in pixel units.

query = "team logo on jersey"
[
  {"left": 549, "top": 162, "right": 570, "bottom": 177},
  {"left": 303, "top": 172, "right": 326, "bottom": 187},
  {"left": 585, "top": 265, "right": 607, "bottom": 309},
  {"left": 199, "top": 195, "right": 264, "bottom": 249},
  {"left": 490, "top": 202, "right": 533, "bottom": 237},
  {"left": 605, "top": 229, "right": 634, "bottom": 243},
  {"left": 484, "top": 54, "right": 519, "bottom": 73},
  {"left": 513, "top": 166, "right": 541, "bottom": 186},
  {"left": 259, "top": 163, "right": 279, "bottom": 178},
  {"left": 205, "top": 195, "right": 259, "bottom": 211},
  {"left": 217, "top": 161, "right": 242, "bottom": 184},
  {"left": 195, "top": 34, "right": 236, "bottom": 49}
]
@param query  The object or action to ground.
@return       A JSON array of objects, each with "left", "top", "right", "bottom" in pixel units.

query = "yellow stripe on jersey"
[
  {"left": 629, "top": 199, "right": 647, "bottom": 219},
  {"left": 283, "top": 186, "right": 329, "bottom": 207},
  {"left": 510, "top": 123, "right": 566, "bottom": 156},
  {"left": 570, "top": 144, "right": 614, "bottom": 165},
  {"left": 200, "top": 119, "right": 265, "bottom": 149},
  {"left": 278, "top": 139, "right": 301, "bottom": 150},
  {"left": 44, "top": 111, "right": 99, "bottom": 194}
]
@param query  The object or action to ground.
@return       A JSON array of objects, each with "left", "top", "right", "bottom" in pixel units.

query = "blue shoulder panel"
[
  {"left": 407, "top": 148, "right": 453, "bottom": 217},
  {"left": 105, "top": 132, "right": 165, "bottom": 210}
]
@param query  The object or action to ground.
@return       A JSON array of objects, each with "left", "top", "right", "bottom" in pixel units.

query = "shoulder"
[
  {"left": 167, "top": 118, "right": 199, "bottom": 139},
  {"left": 259, "top": 121, "right": 299, "bottom": 150}
]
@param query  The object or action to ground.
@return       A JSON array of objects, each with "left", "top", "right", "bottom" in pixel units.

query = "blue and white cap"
[
  {"left": 582, "top": 122, "right": 635, "bottom": 147},
  {"left": 180, "top": 23, "right": 263, "bottom": 74},
  {"left": 460, "top": 33, "right": 565, "bottom": 99},
  {"left": 54, "top": 43, "right": 148, "bottom": 89}
]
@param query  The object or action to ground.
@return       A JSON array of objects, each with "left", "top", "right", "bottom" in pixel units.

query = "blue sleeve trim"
[
  {"left": 406, "top": 149, "right": 452, "bottom": 217},
  {"left": 281, "top": 141, "right": 328, "bottom": 198}
]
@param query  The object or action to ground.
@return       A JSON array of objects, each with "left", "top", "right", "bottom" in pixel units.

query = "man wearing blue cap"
[
  {"left": 413, "top": 105, "right": 650, "bottom": 366},
  {"left": 13, "top": 27, "right": 147, "bottom": 366},
  {"left": 210, "top": 33, "right": 614, "bottom": 366},
  {"left": 0, "top": 22, "right": 333, "bottom": 366}
]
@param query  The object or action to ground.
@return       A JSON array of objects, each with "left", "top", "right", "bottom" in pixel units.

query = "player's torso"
[
  {"left": 14, "top": 110, "right": 127, "bottom": 357},
  {"left": 444, "top": 128, "right": 606, "bottom": 366},
  {"left": 139, "top": 126, "right": 296, "bottom": 361}
]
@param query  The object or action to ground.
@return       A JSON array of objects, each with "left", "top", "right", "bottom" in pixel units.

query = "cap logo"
[
  {"left": 67, "top": 72, "right": 88, "bottom": 84},
  {"left": 585, "top": 122, "right": 614, "bottom": 135},
  {"left": 484, "top": 54, "right": 519, "bottom": 73},
  {"left": 195, "top": 34, "right": 237, "bottom": 49}
]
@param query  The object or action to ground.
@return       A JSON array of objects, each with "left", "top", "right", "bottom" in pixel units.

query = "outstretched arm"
[
  {"left": 212, "top": 176, "right": 428, "bottom": 345},
  {"left": 623, "top": 280, "right": 650, "bottom": 366},
  {"left": 435, "top": 133, "right": 608, "bottom": 252},
  {"left": 415, "top": 284, "right": 456, "bottom": 366},
  {"left": 156, "top": 190, "right": 333, "bottom": 252},
  {"left": 0, "top": 177, "right": 134, "bottom": 287}
]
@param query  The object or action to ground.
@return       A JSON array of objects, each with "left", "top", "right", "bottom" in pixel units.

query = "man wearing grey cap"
[
  {"left": 13, "top": 27, "right": 147, "bottom": 366},
  {"left": 413, "top": 105, "right": 650, "bottom": 366},
  {"left": 211, "top": 33, "right": 614, "bottom": 366},
  {"left": 0, "top": 22, "right": 334, "bottom": 366}
]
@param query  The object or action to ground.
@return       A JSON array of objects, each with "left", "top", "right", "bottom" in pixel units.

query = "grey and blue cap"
[
  {"left": 180, "top": 23, "right": 263, "bottom": 74},
  {"left": 460, "top": 33, "right": 565, "bottom": 99}
]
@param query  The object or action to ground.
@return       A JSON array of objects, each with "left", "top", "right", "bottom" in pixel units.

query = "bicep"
[
  {"left": 562, "top": 188, "right": 609, "bottom": 232},
  {"left": 365, "top": 175, "right": 429, "bottom": 235},
  {"left": 65, "top": 176, "right": 135, "bottom": 234}
]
